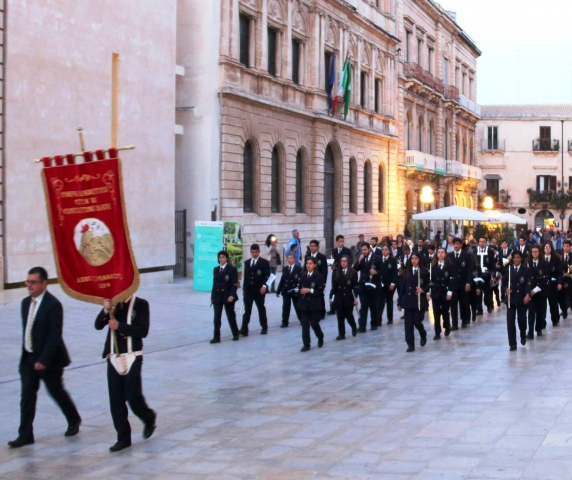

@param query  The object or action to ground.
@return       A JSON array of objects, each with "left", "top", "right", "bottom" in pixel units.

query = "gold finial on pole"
[{"left": 77, "top": 127, "right": 86, "bottom": 151}]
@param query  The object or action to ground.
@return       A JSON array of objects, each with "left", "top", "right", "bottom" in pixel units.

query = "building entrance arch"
[{"left": 535, "top": 209, "right": 554, "bottom": 229}]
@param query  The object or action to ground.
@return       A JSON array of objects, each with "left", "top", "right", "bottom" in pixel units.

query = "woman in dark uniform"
[
  {"left": 429, "top": 247, "right": 454, "bottom": 340},
  {"left": 526, "top": 245, "right": 549, "bottom": 338},
  {"left": 210, "top": 250, "right": 239, "bottom": 343},
  {"left": 543, "top": 242, "right": 562, "bottom": 327},
  {"left": 297, "top": 257, "right": 325, "bottom": 352},
  {"left": 397, "top": 252, "right": 429, "bottom": 352},
  {"left": 329, "top": 255, "right": 358, "bottom": 340}
]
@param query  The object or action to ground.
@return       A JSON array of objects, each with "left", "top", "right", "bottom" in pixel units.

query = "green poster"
[
  {"left": 193, "top": 221, "right": 224, "bottom": 291},
  {"left": 223, "top": 222, "right": 243, "bottom": 280}
]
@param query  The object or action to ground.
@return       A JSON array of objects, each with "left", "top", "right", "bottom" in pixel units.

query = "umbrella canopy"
[
  {"left": 412, "top": 205, "right": 490, "bottom": 222},
  {"left": 484, "top": 210, "right": 527, "bottom": 225}
]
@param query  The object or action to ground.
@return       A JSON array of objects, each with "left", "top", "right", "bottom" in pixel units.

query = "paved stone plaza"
[{"left": 2, "top": 279, "right": 572, "bottom": 479}]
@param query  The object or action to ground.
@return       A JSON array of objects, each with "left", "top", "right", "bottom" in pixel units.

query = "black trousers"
[
  {"left": 281, "top": 293, "right": 300, "bottom": 325},
  {"left": 558, "top": 283, "right": 571, "bottom": 315},
  {"left": 379, "top": 286, "right": 396, "bottom": 323},
  {"left": 450, "top": 289, "right": 469, "bottom": 326},
  {"left": 431, "top": 297, "right": 451, "bottom": 335},
  {"left": 300, "top": 310, "right": 323, "bottom": 347},
  {"left": 359, "top": 289, "right": 379, "bottom": 329},
  {"left": 107, "top": 357, "right": 155, "bottom": 444},
  {"left": 481, "top": 276, "right": 492, "bottom": 309},
  {"left": 213, "top": 302, "right": 239, "bottom": 338},
  {"left": 469, "top": 288, "right": 482, "bottom": 319},
  {"left": 528, "top": 295, "right": 547, "bottom": 332},
  {"left": 548, "top": 283, "right": 560, "bottom": 324},
  {"left": 241, "top": 292, "right": 268, "bottom": 331},
  {"left": 492, "top": 283, "right": 501, "bottom": 305},
  {"left": 336, "top": 306, "right": 357, "bottom": 336},
  {"left": 18, "top": 352, "right": 80, "bottom": 438},
  {"left": 507, "top": 304, "right": 528, "bottom": 347},
  {"left": 403, "top": 308, "right": 427, "bottom": 348}
]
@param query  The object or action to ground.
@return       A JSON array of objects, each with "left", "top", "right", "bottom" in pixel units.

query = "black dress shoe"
[
  {"left": 8, "top": 436, "right": 34, "bottom": 448},
  {"left": 109, "top": 441, "right": 131, "bottom": 452},
  {"left": 260, "top": 328, "right": 268, "bottom": 335},
  {"left": 563, "top": 313, "right": 568, "bottom": 319},
  {"left": 65, "top": 419, "right": 81, "bottom": 437},
  {"left": 521, "top": 336, "right": 526, "bottom": 346},
  {"left": 209, "top": 337, "right": 221, "bottom": 344},
  {"left": 497, "top": 301, "right": 501, "bottom": 307},
  {"left": 370, "top": 325, "right": 378, "bottom": 331},
  {"left": 387, "top": 320, "right": 393, "bottom": 324},
  {"left": 445, "top": 327, "right": 451, "bottom": 336},
  {"left": 472, "top": 316, "right": 476, "bottom": 322},
  {"left": 232, "top": 335, "right": 240, "bottom": 341},
  {"left": 451, "top": 325, "right": 459, "bottom": 331},
  {"left": 538, "top": 330, "right": 543, "bottom": 336},
  {"left": 553, "top": 321, "right": 560, "bottom": 326},
  {"left": 336, "top": 335, "right": 345, "bottom": 341},
  {"left": 359, "top": 327, "right": 367, "bottom": 333},
  {"left": 400, "top": 315, "right": 405, "bottom": 319},
  {"left": 326, "top": 310, "right": 335, "bottom": 316},
  {"left": 433, "top": 334, "right": 441, "bottom": 340},
  {"left": 527, "top": 332, "right": 534, "bottom": 340},
  {"left": 487, "top": 307, "right": 493, "bottom": 313},
  {"left": 406, "top": 347, "right": 415, "bottom": 352},
  {"left": 280, "top": 323, "right": 288, "bottom": 328},
  {"left": 143, "top": 416, "right": 156, "bottom": 439},
  {"left": 461, "top": 322, "right": 468, "bottom": 329},
  {"left": 240, "top": 329, "right": 248, "bottom": 337},
  {"left": 352, "top": 327, "right": 357, "bottom": 337},
  {"left": 510, "top": 346, "right": 517, "bottom": 351},
  {"left": 420, "top": 336, "right": 427, "bottom": 347},
  {"left": 476, "top": 311, "right": 483, "bottom": 316},
  {"left": 300, "top": 345, "right": 311, "bottom": 352},
  {"left": 318, "top": 338, "right": 324, "bottom": 348}
]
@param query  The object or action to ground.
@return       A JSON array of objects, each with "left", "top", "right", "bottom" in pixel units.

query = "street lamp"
[
  {"left": 483, "top": 195, "right": 494, "bottom": 210},
  {"left": 419, "top": 186, "right": 434, "bottom": 239}
]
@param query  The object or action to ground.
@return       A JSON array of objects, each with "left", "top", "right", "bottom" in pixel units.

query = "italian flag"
[{"left": 333, "top": 56, "right": 352, "bottom": 119}]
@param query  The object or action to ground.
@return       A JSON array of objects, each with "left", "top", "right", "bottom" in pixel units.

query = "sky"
[{"left": 435, "top": 0, "right": 572, "bottom": 105}]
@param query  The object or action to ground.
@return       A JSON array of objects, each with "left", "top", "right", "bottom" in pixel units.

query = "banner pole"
[{"left": 33, "top": 145, "right": 135, "bottom": 163}]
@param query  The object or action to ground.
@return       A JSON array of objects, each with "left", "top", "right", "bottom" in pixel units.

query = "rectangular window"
[
  {"left": 417, "top": 38, "right": 422, "bottom": 66},
  {"left": 469, "top": 78, "right": 474, "bottom": 99},
  {"left": 405, "top": 31, "right": 411, "bottom": 63},
  {"left": 486, "top": 179, "right": 499, "bottom": 194},
  {"left": 462, "top": 72, "right": 467, "bottom": 94},
  {"left": 455, "top": 66, "right": 459, "bottom": 87},
  {"left": 267, "top": 28, "right": 277, "bottom": 76},
  {"left": 443, "top": 58, "right": 449, "bottom": 85},
  {"left": 324, "top": 51, "right": 333, "bottom": 91},
  {"left": 427, "top": 47, "right": 434, "bottom": 73},
  {"left": 239, "top": 14, "right": 250, "bottom": 67},
  {"left": 360, "top": 72, "right": 367, "bottom": 108},
  {"left": 537, "top": 175, "right": 557, "bottom": 192},
  {"left": 374, "top": 79, "right": 382, "bottom": 114},
  {"left": 539, "top": 126, "right": 551, "bottom": 151},
  {"left": 487, "top": 126, "right": 499, "bottom": 150},
  {"left": 292, "top": 39, "right": 300, "bottom": 85}
]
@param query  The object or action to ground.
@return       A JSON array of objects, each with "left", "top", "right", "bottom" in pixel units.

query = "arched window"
[
  {"left": 271, "top": 146, "right": 280, "bottom": 213},
  {"left": 295, "top": 149, "right": 304, "bottom": 213},
  {"left": 418, "top": 116, "right": 424, "bottom": 152},
  {"left": 243, "top": 141, "right": 254, "bottom": 212},
  {"left": 364, "top": 161, "right": 372, "bottom": 213},
  {"left": 378, "top": 164, "right": 384, "bottom": 212},
  {"left": 349, "top": 157, "right": 357, "bottom": 214}
]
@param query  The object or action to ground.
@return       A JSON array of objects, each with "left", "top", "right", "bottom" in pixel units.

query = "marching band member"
[
  {"left": 429, "top": 248, "right": 454, "bottom": 339},
  {"left": 353, "top": 243, "right": 382, "bottom": 332},
  {"left": 475, "top": 237, "right": 496, "bottom": 313},
  {"left": 276, "top": 253, "right": 302, "bottom": 327},
  {"left": 497, "top": 239, "right": 513, "bottom": 304},
  {"left": 298, "top": 257, "right": 325, "bottom": 352},
  {"left": 543, "top": 242, "right": 562, "bottom": 326},
  {"left": 329, "top": 255, "right": 359, "bottom": 340},
  {"left": 447, "top": 238, "right": 474, "bottom": 330},
  {"left": 526, "top": 245, "right": 549, "bottom": 338},
  {"left": 503, "top": 250, "right": 531, "bottom": 351},
  {"left": 210, "top": 251, "right": 239, "bottom": 343},
  {"left": 379, "top": 245, "right": 398, "bottom": 325},
  {"left": 559, "top": 241, "right": 572, "bottom": 319},
  {"left": 327, "top": 235, "right": 352, "bottom": 316}
]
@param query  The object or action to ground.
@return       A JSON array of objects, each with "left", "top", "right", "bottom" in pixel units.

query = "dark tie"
[
  {"left": 440, "top": 264, "right": 443, "bottom": 270},
  {"left": 534, "top": 261, "right": 537, "bottom": 267},
  {"left": 456, "top": 253, "right": 459, "bottom": 259},
  {"left": 515, "top": 267, "right": 518, "bottom": 274},
  {"left": 290, "top": 266, "right": 293, "bottom": 273},
  {"left": 566, "top": 255, "right": 568, "bottom": 263},
  {"left": 343, "top": 269, "right": 347, "bottom": 275},
  {"left": 220, "top": 267, "right": 223, "bottom": 272}
]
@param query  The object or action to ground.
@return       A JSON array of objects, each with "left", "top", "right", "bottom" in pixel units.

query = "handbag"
[{"left": 108, "top": 295, "right": 142, "bottom": 375}]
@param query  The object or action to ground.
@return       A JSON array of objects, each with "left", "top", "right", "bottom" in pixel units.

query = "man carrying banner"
[
  {"left": 8, "top": 267, "right": 82, "bottom": 448},
  {"left": 95, "top": 296, "right": 157, "bottom": 452}
]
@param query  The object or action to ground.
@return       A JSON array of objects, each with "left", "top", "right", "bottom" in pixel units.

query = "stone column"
[
  {"left": 230, "top": 0, "right": 240, "bottom": 61},
  {"left": 259, "top": 0, "right": 268, "bottom": 71}
]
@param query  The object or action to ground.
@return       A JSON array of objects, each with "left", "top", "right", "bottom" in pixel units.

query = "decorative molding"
[{"left": 268, "top": 0, "right": 284, "bottom": 23}]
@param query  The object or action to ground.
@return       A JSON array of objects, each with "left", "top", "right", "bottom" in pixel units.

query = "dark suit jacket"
[
  {"left": 447, "top": 250, "right": 474, "bottom": 290},
  {"left": 526, "top": 259, "right": 550, "bottom": 298},
  {"left": 353, "top": 253, "right": 383, "bottom": 292},
  {"left": 331, "top": 247, "right": 352, "bottom": 270},
  {"left": 497, "top": 247, "right": 513, "bottom": 271},
  {"left": 329, "top": 270, "right": 359, "bottom": 307},
  {"left": 297, "top": 272, "right": 325, "bottom": 312},
  {"left": 502, "top": 265, "right": 532, "bottom": 305},
  {"left": 243, "top": 257, "right": 271, "bottom": 294},
  {"left": 398, "top": 267, "right": 430, "bottom": 310},
  {"left": 304, "top": 252, "right": 328, "bottom": 280},
  {"left": 211, "top": 264, "right": 238, "bottom": 304},
  {"left": 379, "top": 256, "right": 398, "bottom": 288},
  {"left": 544, "top": 255, "right": 563, "bottom": 287},
  {"left": 20, "top": 290, "right": 71, "bottom": 370},
  {"left": 561, "top": 252, "right": 572, "bottom": 283},
  {"left": 473, "top": 246, "right": 496, "bottom": 276},
  {"left": 514, "top": 244, "right": 529, "bottom": 260},
  {"left": 95, "top": 297, "right": 150, "bottom": 358},
  {"left": 430, "top": 262, "right": 455, "bottom": 300},
  {"left": 276, "top": 264, "right": 302, "bottom": 295}
]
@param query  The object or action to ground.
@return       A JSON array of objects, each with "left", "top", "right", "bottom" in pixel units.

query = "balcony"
[
  {"left": 404, "top": 150, "right": 446, "bottom": 179},
  {"left": 533, "top": 138, "right": 559, "bottom": 154},
  {"left": 458, "top": 94, "right": 481, "bottom": 117},
  {"left": 527, "top": 188, "right": 572, "bottom": 209},
  {"left": 444, "top": 85, "right": 459, "bottom": 103},
  {"left": 481, "top": 138, "right": 505, "bottom": 153},
  {"left": 445, "top": 160, "right": 482, "bottom": 184},
  {"left": 479, "top": 189, "right": 510, "bottom": 206},
  {"left": 403, "top": 62, "right": 444, "bottom": 99}
]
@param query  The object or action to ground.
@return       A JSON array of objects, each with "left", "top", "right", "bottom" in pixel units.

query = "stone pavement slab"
[{"left": 1, "top": 278, "right": 572, "bottom": 479}]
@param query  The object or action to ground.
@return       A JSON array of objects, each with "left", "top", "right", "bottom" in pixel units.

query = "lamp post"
[{"left": 420, "top": 186, "right": 435, "bottom": 239}]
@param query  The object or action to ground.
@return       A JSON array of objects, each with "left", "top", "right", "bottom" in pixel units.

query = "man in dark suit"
[
  {"left": 515, "top": 236, "right": 529, "bottom": 261},
  {"left": 379, "top": 245, "right": 398, "bottom": 325},
  {"left": 497, "top": 239, "right": 513, "bottom": 304},
  {"left": 210, "top": 250, "right": 239, "bottom": 343},
  {"left": 8, "top": 267, "right": 81, "bottom": 448},
  {"left": 240, "top": 244, "right": 271, "bottom": 336},
  {"left": 447, "top": 238, "right": 474, "bottom": 329},
  {"left": 95, "top": 295, "right": 156, "bottom": 452},
  {"left": 412, "top": 238, "right": 427, "bottom": 259},
  {"left": 503, "top": 251, "right": 531, "bottom": 351},
  {"left": 305, "top": 239, "right": 328, "bottom": 318},
  {"left": 276, "top": 253, "right": 302, "bottom": 327},
  {"left": 474, "top": 237, "right": 496, "bottom": 313},
  {"left": 327, "top": 235, "right": 352, "bottom": 315},
  {"left": 353, "top": 243, "right": 382, "bottom": 331},
  {"left": 370, "top": 237, "right": 382, "bottom": 256},
  {"left": 560, "top": 240, "right": 572, "bottom": 318}
]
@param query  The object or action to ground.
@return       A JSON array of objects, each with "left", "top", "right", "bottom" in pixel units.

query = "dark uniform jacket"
[
  {"left": 20, "top": 291, "right": 71, "bottom": 370},
  {"left": 447, "top": 250, "right": 474, "bottom": 290},
  {"left": 429, "top": 262, "right": 455, "bottom": 300},
  {"left": 474, "top": 246, "right": 496, "bottom": 276},
  {"left": 304, "top": 252, "right": 329, "bottom": 280},
  {"left": 331, "top": 247, "right": 352, "bottom": 270},
  {"left": 497, "top": 247, "right": 514, "bottom": 271},
  {"left": 95, "top": 297, "right": 150, "bottom": 358},
  {"left": 527, "top": 259, "right": 550, "bottom": 298},
  {"left": 353, "top": 253, "right": 383, "bottom": 292},
  {"left": 276, "top": 264, "right": 302, "bottom": 295},
  {"left": 514, "top": 244, "right": 529, "bottom": 261},
  {"left": 297, "top": 272, "right": 325, "bottom": 312},
  {"left": 502, "top": 265, "right": 532, "bottom": 305},
  {"left": 398, "top": 267, "right": 430, "bottom": 310},
  {"left": 544, "top": 254, "right": 563, "bottom": 286},
  {"left": 329, "top": 270, "right": 359, "bottom": 308},
  {"left": 211, "top": 264, "right": 238, "bottom": 304},
  {"left": 560, "top": 252, "right": 572, "bottom": 283},
  {"left": 379, "top": 256, "right": 398, "bottom": 287},
  {"left": 242, "top": 257, "right": 271, "bottom": 294}
]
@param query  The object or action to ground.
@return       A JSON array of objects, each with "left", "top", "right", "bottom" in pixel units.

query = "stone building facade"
[
  {"left": 476, "top": 105, "right": 572, "bottom": 231},
  {"left": 0, "top": 0, "right": 177, "bottom": 302}
]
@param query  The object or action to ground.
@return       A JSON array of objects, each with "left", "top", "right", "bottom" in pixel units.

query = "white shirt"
[{"left": 24, "top": 291, "right": 45, "bottom": 353}]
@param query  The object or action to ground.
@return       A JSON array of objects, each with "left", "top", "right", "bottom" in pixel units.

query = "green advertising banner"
[
  {"left": 223, "top": 222, "right": 243, "bottom": 280},
  {"left": 193, "top": 221, "right": 224, "bottom": 291}
]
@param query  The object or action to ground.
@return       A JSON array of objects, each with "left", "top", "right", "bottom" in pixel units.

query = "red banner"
[{"left": 42, "top": 151, "right": 139, "bottom": 304}]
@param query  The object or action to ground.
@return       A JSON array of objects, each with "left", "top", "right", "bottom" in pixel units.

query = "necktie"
[
  {"left": 504, "top": 250, "right": 507, "bottom": 256},
  {"left": 515, "top": 267, "right": 519, "bottom": 274},
  {"left": 566, "top": 255, "right": 568, "bottom": 263},
  {"left": 413, "top": 268, "right": 417, "bottom": 274},
  {"left": 25, "top": 299, "right": 37, "bottom": 352},
  {"left": 534, "top": 261, "right": 537, "bottom": 267},
  {"left": 338, "top": 248, "right": 341, "bottom": 254},
  {"left": 251, "top": 259, "right": 255, "bottom": 267},
  {"left": 456, "top": 253, "right": 459, "bottom": 259},
  {"left": 220, "top": 266, "right": 223, "bottom": 272},
  {"left": 343, "top": 269, "right": 347, "bottom": 275},
  {"left": 439, "top": 264, "right": 443, "bottom": 270},
  {"left": 547, "top": 256, "right": 550, "bottom": 262}
]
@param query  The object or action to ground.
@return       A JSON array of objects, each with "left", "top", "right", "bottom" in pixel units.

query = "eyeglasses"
[{"left": 25, "top": 280, "right": 42, "bottom": 286}]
